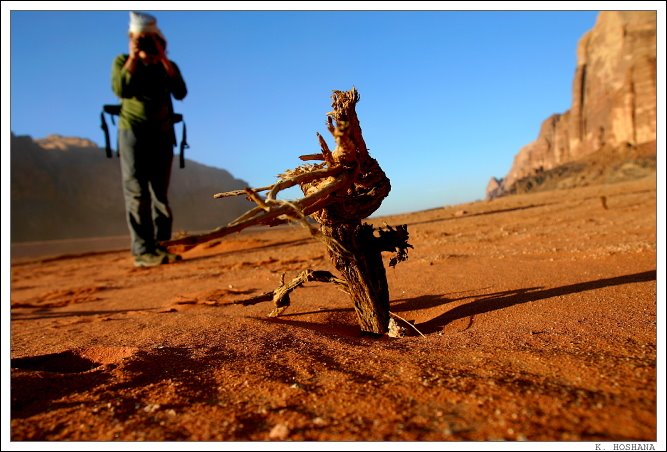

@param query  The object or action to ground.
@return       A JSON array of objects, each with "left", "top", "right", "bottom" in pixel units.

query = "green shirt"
[{"left": 111, "top": 54, "right": 187, "bottom": 136}]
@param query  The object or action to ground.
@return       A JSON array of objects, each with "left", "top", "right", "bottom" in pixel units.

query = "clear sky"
[{"left": 2, "top": 4, "right": 616, "bottom": 216}]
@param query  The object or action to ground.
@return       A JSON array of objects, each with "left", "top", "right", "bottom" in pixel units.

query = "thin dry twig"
[
  {"left": 299, "top": 153, "right": 325, "bottom": 161},
  {"left": 212, "top": 185, "right": 273, "bottom": 199},
  {"left": 229, "top": 269, "right": 349, "bottom": 316}
]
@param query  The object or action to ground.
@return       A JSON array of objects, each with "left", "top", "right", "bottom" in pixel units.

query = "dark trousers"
[{"left": 119, "top": 127, "right": 174, "bottom": 256}]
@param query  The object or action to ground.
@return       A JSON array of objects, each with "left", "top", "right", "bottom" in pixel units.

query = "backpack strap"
[
  {"left": 101, "top": 104, "right": 122, "bottom": 158},
  {"left": 179, "top": 121, "right": 189, "bottom": 169},
  {"left": 99, "top": 111, "right": 113, "bottom": 158},
  {"left": 172, "top": 113, "right": 188, "bottom": 169},
  {"left": 103, "top": 104, "right": 122, "bottom": 116}
]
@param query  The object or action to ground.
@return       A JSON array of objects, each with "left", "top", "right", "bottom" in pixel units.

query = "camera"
[{"left": 137, "top": 35, "right": 158, "bottom": 55}]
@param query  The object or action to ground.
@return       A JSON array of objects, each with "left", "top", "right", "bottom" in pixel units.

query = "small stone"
[
  {"left": 143, "top": 403, "right": 160, "bottom": 413},
  {"left": 387, "top": 317, "right": 405, "bottom": 338},
  {"left": 269, "top": 423, "right": 290, "bottom": 440}
]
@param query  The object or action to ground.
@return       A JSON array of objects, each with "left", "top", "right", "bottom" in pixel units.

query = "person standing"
[{"left": 111, "top": 11, "right": 187, "bottom": 267}]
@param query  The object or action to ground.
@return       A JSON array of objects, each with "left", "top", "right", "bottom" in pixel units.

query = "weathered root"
[
  {"left": 321, "top": 223, "right": 390, "bottom": 334},
  {"left": 230, "top": 269, "right": 349, "bottom": 317},
  {"left": 163, "top": 88, "right": 413, "bottom": 337}
]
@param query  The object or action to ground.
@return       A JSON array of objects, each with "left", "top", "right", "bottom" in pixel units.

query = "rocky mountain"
[
  {"left": 487, "top": 11, "right": 656, "bottom": 199},
  {"left": 10, "top": 133, "right": 256, "bottom": 242}
]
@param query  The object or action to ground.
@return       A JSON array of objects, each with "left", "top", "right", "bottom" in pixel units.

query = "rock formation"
[
  {"left": 36, "top": 135, "right": 99, "bottom": 150},
  {"left": 10, "top": 133, "right": 254, "bottom": 242},
  {"left": 488, "top": 11, "right": 656, "bottom": 198}
]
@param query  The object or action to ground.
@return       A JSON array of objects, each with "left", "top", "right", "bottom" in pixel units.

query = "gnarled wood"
[{"left": 163, "top": 88, "right": 412, "bottom": 336}]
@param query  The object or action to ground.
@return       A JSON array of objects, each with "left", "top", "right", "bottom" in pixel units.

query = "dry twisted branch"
[
  {"left": 165, "top": 168, "right": 353, "bottom": 247},
  {"left": 163, "top": 88, "right": 411, "bottom": 336},
  {"left": 228, "top": 269, "right": 349, "bottom": 317}
]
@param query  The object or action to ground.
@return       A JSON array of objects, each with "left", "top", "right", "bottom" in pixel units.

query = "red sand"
[{"left": 9, "top": 176, "right": 658, "bottom": 441}]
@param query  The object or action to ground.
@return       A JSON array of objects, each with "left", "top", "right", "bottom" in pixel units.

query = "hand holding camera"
[
  {"left": 125, "top": 32, "right": 174, "bottom": 76},
  {"left": 130, "top": 34, "right": 165, "bottom": 61},
  {"left": 137, "top": 35, "right": 158, "bottom": 56}
]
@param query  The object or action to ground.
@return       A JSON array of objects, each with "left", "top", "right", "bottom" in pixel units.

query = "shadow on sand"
[
  {"left": 406, "top": 203, "right": 549, "bottom": 228},
  {"left": 396, "top": 270, "right": 657, "bottom": 334},
  {"left": 270, "top": 270, "right": 655, "bottom": 336}
]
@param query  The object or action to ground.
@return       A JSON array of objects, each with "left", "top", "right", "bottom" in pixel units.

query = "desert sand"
[{"left": 9, "top": 175, "right": 657, "bottom": 442}]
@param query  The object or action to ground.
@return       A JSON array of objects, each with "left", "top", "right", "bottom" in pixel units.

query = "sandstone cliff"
[
  {"left": 10, "top": 133, "right": 255, "bottom": 242},
  {"left": 488, "top": 11, "right": 656, "bottom": 198}
]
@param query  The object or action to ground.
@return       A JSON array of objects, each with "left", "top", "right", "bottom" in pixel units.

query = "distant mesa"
[
  {"left": 487, "top": 11, "right": 656, "bottom": 199},
  {"left": 36, "top": 134, "right": 99, "bottom": 150},
  {"left": 10, "top": 132, "right": 255, "bottom": 242}
]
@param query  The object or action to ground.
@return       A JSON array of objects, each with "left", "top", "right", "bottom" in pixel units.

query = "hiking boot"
[
  {"left": 134, "top": 252, "right": 167, "bottom": 268},
  {"left": 156, "top": 246, "right": 183, "bottom": 263}
]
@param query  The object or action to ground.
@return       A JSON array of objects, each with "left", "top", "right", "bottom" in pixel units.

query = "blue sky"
[{"left": 7, "top": 6, "right": 602, "bottom": 216}]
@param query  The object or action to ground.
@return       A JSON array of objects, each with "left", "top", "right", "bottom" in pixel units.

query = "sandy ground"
[
  {"left": 10, "top": 235, "right": 131, "bottom": 263},
  {"left": 7, "top": 176, "right": 659, "bottom": 443}
]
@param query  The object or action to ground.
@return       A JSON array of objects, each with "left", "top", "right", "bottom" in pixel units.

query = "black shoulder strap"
[
  {"left": 101, "top": 104, "right": 122, "bottom": 159},
  {"left": 171, "top": 113, "right": 187, "bottom": 169},
  {"left": 103, "top": 104, "right": 122, "bottom": 116},
  {"left": 99, "top": 111, "right": 113, "bottom": 158},
  {"left": 179, "top": 121, "right": 189, "bottom": 169}
]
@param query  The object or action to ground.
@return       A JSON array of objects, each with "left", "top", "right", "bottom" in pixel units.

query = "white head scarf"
[{"left": 129, "top": 11, "right": 162, "bottom": 35}]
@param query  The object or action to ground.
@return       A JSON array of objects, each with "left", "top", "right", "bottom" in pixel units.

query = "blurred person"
[{"left": 111, "top": 11, "right": 187, "bottom": 267}]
